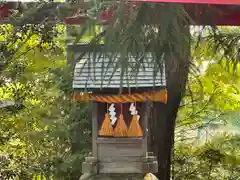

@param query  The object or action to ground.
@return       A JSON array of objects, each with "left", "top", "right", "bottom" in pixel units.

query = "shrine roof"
[{"left": 72, "top": 52, "right": 166, "bottom": 90}]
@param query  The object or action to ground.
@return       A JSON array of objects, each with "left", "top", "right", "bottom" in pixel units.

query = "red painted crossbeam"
[
  {"left": 65, "top": 4, "right": 240, "bottom": 26},
  {"left": 127, "top": 0, "right": 240, "bottom": 5},
  {"left": 0, "top": 4, "right": 11, "bottom": 18},
  {"left": 1, "top": 1, "right": 240, "bottom": 25}
]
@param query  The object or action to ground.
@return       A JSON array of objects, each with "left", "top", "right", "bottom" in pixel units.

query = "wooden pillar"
[{"left": 92, "top": 102, "right": 98, "bottom": 157}]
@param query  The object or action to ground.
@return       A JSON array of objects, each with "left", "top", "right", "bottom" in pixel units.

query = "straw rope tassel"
[
  {"left": 99, "top": 113, "right": 113, "bottom": 136},
  {"left": 114, "top": 105, "right": 128, "bottom": 136},
  {"left": 128, "top": 114, "right": 143, "bottom": 137},
  {"left": 128, "top": 102, "right": 143, "bottom": 137}
]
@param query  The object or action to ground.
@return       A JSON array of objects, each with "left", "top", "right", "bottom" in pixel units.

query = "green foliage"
[
  {"left": 0, "top": 25, "right": 91, "bottom": 180},
  {"left": 177, "top": 30, "right": 240, "bottom": 139},
  {"left": 174, "top": 27, "right": 240, "bottom": 180},
  {"left": 173, "top": 134, "right": 240, "bottom": 180},
  {"left": 1, "top": 2, "right": 240, "bottom": 180}
]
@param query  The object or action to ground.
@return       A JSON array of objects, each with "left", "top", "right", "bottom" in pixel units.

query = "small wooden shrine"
[
  {"left": 69, "top": 44, "right": 167, "bottom": 174},
  {"left": 1, "top": 0, "right": 240, "bottom": 178}
]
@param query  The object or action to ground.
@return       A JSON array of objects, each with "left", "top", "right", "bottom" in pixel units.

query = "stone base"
[
  {"left": 80, "top": 173, "right": 144, "bottom": 180},
  {"left": 82, "top": 152, "right": 158, "bottom": 174},
  {"left": 142, "top": 161, "right": 158, "bottom": 173}
]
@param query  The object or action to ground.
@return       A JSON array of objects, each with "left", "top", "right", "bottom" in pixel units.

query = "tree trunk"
[{"left": 151, "top": 29, "right": 190, "bottom": 180}]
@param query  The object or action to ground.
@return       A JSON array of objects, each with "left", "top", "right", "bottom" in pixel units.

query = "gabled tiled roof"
[{"left": 73, "top": 52, "right": 166, "bottom": 90}]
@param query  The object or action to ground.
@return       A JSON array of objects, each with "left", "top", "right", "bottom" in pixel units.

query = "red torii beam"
[
  {"left": 1, "top": 1, "right": 240, "bottom": 26},
  {"left": 0, "top": 2, "right": 14, "bottom": 18},
  {"left": 127, "top": 0, "right": 240, "bottom": 4},
  {"left": 64, "top": 1, "right": 240, "bottom": 26}
]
